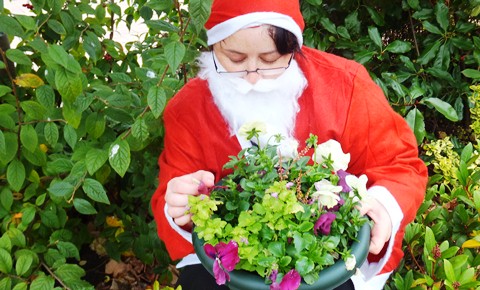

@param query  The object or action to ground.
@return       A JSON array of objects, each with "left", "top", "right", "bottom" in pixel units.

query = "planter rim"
[{"left": 192, "top": 222, "right": 371, "bottom": 290}]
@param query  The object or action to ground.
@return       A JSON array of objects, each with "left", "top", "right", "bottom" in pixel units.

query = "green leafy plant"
[
  {"left": 0, "top": 0, "right": 212, "bottom": 288},
  {"left": 189, "top": 124, "right": 369, "bottom": 287},
  {"left": 301, "top": 0, "right": 480, "bottom": 145},
  {"left": 387, "top": 84, "right": 480, "bottom": 290}
]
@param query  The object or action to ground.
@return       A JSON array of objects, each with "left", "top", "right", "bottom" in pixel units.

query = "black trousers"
[{"left": 176, "top": 264, "right": 355, "bottom": 290}]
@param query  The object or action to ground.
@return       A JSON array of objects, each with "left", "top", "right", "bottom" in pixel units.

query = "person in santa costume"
[{"left": 150, "top": 0, "right": 428, "bottom": 289}]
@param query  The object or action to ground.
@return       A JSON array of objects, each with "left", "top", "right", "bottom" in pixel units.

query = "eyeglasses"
[{"left": 212, "top": 51, "right": 293, "bottom": 78}]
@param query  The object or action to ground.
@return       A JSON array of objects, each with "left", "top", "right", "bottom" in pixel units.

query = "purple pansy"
[
  {"left": 270, "top": 269, "right": 301, "bottom": 290},
  {"left": 337, "top": 169, "right": 351, "bottom": 192},
  {"left": 204, "top": 240, "right": 240, "bottom": 285},
  {"left": 314, "top": 212, "right": 336, "bottom": 235}
]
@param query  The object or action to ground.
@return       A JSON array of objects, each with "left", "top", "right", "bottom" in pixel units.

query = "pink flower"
[
  {"left": 197, "top": 180, "right": 211, "bottom": 195},
  {"left": 204, "top": 240, "right": 240, "bottom": 285},
  {"left": 270, "top": 269, "right": 301, "bottom": 290},
  {"left": 314, "top": 212, "right": 336, "bottom": 235}
]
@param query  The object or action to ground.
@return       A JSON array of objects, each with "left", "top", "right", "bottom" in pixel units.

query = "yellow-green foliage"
[
  {"left": 423, "top": 137, "right": 460, "bottom": 184},
  {"left": 470, "top": 85, "right": 480, "bottom": 137}
]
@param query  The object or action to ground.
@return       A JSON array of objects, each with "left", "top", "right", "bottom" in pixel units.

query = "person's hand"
[
  {"left": 165, "top": 170, "right": 215, "bottom": 228},
  {"left": 358, "top": 197, "right": 392, "bottom": 255}
]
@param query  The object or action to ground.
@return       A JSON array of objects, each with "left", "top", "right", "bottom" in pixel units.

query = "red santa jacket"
[{"left": 151, "top": 46, "right": 428, "bottom": 273}]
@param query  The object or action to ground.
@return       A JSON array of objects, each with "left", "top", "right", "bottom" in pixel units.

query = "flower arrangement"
[{"left": 188, "top": 123, "right": 370, "bottom": 289}]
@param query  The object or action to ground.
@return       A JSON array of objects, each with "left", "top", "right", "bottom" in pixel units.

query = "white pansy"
[
  {"left": 277, "top": 138, "right": 299, "bottom": 159},
  {"left": 314, "top": 139, "right": 350, "bottom": 172},
  {"left": 311, "top": 179, "right": 342, "bottom": 209},
  {"left": 345, "top": 255, "right": 356, "bottom": 271},
  {"left": 238, "top": 121, "right": 267, "bottom": 139},
  {"left": 345, "top": 174, "right": 368, "bottom": 200}
]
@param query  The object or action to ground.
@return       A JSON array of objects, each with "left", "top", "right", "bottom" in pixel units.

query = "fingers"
[
  {"left": 358, "top": 197, "right": 393, "bottom": 255},
  {"left": 165, "top": 170, "right": 215, "bottom": 227}
]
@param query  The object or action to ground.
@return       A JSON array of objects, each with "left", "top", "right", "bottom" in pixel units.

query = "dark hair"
[{"left": 268, "top": 26, "right": 301, "bottom": 55}]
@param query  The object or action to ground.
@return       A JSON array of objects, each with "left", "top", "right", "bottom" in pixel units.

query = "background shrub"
[{"left": 0, "top": 0, "right": 478, "bottom": 289}]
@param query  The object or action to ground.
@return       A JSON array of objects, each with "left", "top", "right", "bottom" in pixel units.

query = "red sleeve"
[
  {"left": 150, "top": 79, "right": 240, "bottom": 261},
  {"left": 150, "top": 105, "right": 201, "bottom": 260},
  {"left": 340, "top": 64, "right": 428, "bottom": 272}
]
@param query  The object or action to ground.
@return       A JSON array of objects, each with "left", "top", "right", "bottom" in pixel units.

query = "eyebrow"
[{"left": 219, "top": 42, "right": 279, "bottom": 57}]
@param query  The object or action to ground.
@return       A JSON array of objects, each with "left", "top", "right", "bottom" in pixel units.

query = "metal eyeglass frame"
[{"left": 211, "top": 51, "right": 294, "bottom": 78}]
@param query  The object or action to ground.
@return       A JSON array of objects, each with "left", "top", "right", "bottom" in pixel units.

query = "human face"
[{"left": 212, "top": 25, "right": 293, "bottom": 84}]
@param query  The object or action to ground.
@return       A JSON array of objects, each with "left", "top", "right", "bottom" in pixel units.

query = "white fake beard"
[{"left": 197, "top": 52, "right": 307, "bottom": 144}]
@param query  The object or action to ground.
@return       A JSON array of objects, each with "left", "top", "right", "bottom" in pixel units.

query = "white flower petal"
[{"left": 314, "top": 139, "right": 350, "bottom": 171}]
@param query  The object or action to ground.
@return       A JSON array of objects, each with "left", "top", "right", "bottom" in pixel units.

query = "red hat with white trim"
[{"left": 205, "top": 0, "right": 304, "bottom": 47}]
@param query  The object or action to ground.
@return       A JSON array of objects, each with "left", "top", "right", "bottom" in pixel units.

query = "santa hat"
[{"left": 205, "top": 0, "right": 304, "bottom": 47}]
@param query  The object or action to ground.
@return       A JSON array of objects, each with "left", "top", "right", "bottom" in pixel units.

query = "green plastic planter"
[{"left": 192, "top": 223, "right": 370, "bottom": 290}]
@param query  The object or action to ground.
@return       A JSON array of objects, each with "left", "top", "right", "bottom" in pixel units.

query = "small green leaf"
[
  {"left": 0, "top": 278, "right": 12, "bottom": 290},
  {"left": 56, "top": 242, "right": 80, "bottom": 260},
  {"left": 47, "top": 19, "right": 66, "bottom": 35},
  {"left": 83, "top": 31, "right": 102, "bottom": 63},
  {"left": 36, "top": 85, "right": 55, "bottom": 108},
  {"left": 0, "top": 248, "right": 13, "bottom": 274},
  {"left": 319, "top": 18, "right": 337, "bottom": 34},
  {"left": 0, "top": 132, "right": 17, "bottom": 165},
  {"left": 145, "top": 20, "right": 179, "bottom": 33},
  {"left": 132, "top": 118, "right": 149, "bottom": 141},
  {"left": 422, "top": 21, "right": 443, "bottom": 35},
  {"left": 47, "top": 181, "right": 74, "bottom": 199},
  {"left": 30, "top": 275, "right": 55, "bottom": 290},
  {"left": 424, "top": 227, "right": 435, "bottom": 253},
  {"left": 109, "top": 139, "right": 131, "bottom": 177},
  {"left": 418, "top": 41, "right": 441, "bottom": 65},
  {"left": 405, "top": 108, "right": 425, "bottom": 145},
  {"left": 268, "top": 242, "right": 285, "bottom": 257},
  {"left": 385, "top": 40, "right": 412, "bottom": 54},
  {"left": 0, "top": 131, "right": 5, "bottom": 156},
  {"left": 407, "top": 0, "right": 419, "bottom": 9},
  {"left": 73, "top": 198, "right": 97, "bottom": 215},
  {"left": 82, "top": 178, "right": 109, "bottom": 204},
  {"left": 7, "top": 159, "right": 25, "bottom": 192},
  {"left": 21, "top": 101, "right": 47, "bottom": 120},
  {"left": 95, "top": 4, "right": 106, "bottom": 20},
  {"left": 462, "top": 69, "right": 480, "bottom": 79},
  {"left": 85, "top": 148, "right": 108, "bottom": 175},
  {"left": 368, "top": 26, "right": 382, "bottom": 49},
  {"left": 44, "top": 122, "right": 59, "bottom": 147},
  {"left": 366, "top": 6, "right": 385, "bottom": 26},
  {"left": 55, "top": 68, "right": 83, "bottom": 102},
  {"left": 20, "top": 124, "right": 38, "bottom": 153},
  {"left": 435, "top": 3, "right": 450, "bottom": 31},
  {"left": 422, "top": 97, "right": 459, "bottom": 122},
  {"left": 6, "top": 49, "right": 32, "bottom": 66},
  {"left": 85, "top": 112, "right": 106, "bottom": 139},
  {"left": 165, "top": 41, "right": 186, "bottom": 74},
  {"left": 0, "top": 85, "right": 12, "bottom": 97},
  {"left": 62, "top": 101, "right": 82, "bottom": 129},
  {"left": 63, "top": 124, "right": 78, "bottom": 149},
  {"left": 147, "top": 86, "right": 166, "bottom": 118},
  {"left": 7, "top": 228, "right": 26, "bottom": 247},
  {"left": 0, "top": 15, "right": 25, "bottom": 37},
  {"left": 0, "top": 188, "right": 13, "bottom": 211},
  {"left": 443, "top": 259, "right": 456, "bottom": 282},
  {"left": 189, "top": 0, "right": 212, "bottom": 33},
  {"left": 354, "top": 51, "right": 376, "bottom": 65},
  {"left": 15, "top": 254, "right": 33, "bottom": 276},
  {"left": 47, "top": 45, "right": 69, "bottom": 69}
]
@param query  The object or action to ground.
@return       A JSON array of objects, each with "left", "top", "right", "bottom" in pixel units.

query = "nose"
[{"left": 244, "top": 71, "right": 261, "bottom": 84}]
